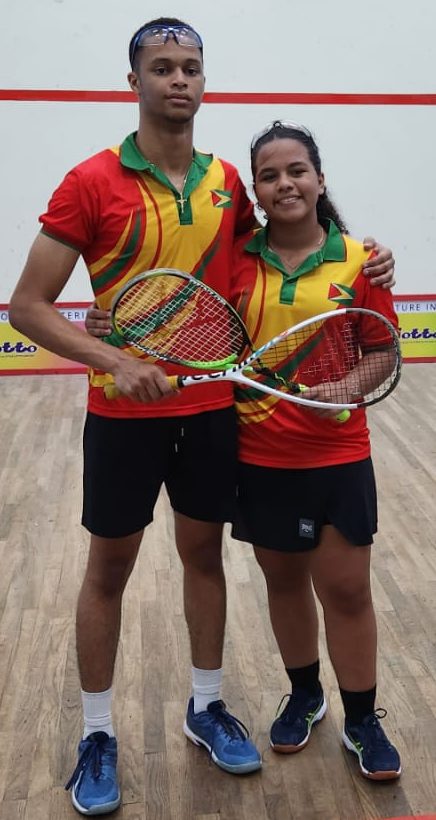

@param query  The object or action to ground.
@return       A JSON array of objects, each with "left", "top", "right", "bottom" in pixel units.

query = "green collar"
[
  {"left": 119, "top": 132, "right": 213, "bottom": 224},
  {"left": 245, "top": 219, "right": 346, "bottom": 280},
  {"left": 119, "top": 131, "right": 212, "bottom": 182}
]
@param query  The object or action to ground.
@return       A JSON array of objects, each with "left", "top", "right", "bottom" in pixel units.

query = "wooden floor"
[{"left": 0, "top": 365, "right": 435, "bottom": 820}]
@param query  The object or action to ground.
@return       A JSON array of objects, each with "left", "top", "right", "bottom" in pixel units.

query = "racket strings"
[
  {"left": 114, "top": 277, "right": 246, "bottom": 364},
  {"left": 115, "top": 277, "right": 201, "bottom": 339},
  {"left": 248, "top": 316, "right": 399, "bottom": 404}
]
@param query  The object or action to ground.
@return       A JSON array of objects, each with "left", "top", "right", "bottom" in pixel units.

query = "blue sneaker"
[
  {"left": 65, "top": 732, "right": 121, "bottom": 815},
  {"left": 343, "top": 709, "right": 402, "bottom": 781},
  {"left": 183, "top": 698, "right": 262, "bottom": 774},
  {"left": 270, "top": 689, "right": 327, "bottom": 753}
]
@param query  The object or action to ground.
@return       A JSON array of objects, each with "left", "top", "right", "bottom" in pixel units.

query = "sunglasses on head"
[
  {"left": 251, "top": 120, "right": 313, "bottom": 151},
  {"left": 129, "top": 24, "right": 203, "bottom": 67}
]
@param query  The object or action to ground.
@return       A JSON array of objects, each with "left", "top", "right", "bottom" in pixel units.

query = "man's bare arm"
[{"left": 9, "top": 233, "right": 174, "bottom": 402}]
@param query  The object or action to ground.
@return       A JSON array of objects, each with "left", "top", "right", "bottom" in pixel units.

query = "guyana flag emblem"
[
  {"left": 328, "top": 282, "right": 355, "bottom": 306},
  {"left": 211, "top": 189, "right": 233, "bottom": 208}
]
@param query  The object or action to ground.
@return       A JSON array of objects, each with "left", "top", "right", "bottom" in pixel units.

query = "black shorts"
[
  {"left": 82, "top": 407, "right": 238, "bottom": 538},
  {"left": 231, "top": 458, "right": 377, "bottom": 552}
]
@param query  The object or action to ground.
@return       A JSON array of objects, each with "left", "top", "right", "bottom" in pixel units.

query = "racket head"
[
  {"left": 110, "top": 268, "right": 251, "bottom": 368},
  {"left": 241, "top": 307, "right": 402, "bottom": 409}
]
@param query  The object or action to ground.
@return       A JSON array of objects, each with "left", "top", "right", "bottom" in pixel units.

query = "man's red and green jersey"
[
  {"left": 230, "top": 220, "right": 399, "bottom": 469},
  {"left": 39, "top": 132, "right": 254, "bottom": 418}
]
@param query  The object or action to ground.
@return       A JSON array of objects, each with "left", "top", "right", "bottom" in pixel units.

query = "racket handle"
[
  {"left": 167, "top": 375, "right": 183, "bottom": 391},
  {"left": 104, "top": 384, "right": 121, "bottom": 400},
  {"left": 297, "top": 384, "right": 350, "bottom": 424}
]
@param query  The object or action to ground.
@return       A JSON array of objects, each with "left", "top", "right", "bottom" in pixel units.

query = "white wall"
[{"left": 1, "top": 0, "right": 435, "bottom": 301}]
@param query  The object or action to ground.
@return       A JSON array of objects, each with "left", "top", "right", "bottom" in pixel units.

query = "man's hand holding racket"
[
  {"left": 85, "top": 303, "right": 174, "bottom": 402},
  {"left": 110, "top": 357, "right": 174, "bottom": 403}
]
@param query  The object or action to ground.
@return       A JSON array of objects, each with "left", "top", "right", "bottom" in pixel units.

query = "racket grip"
[
  {"left": 104, "top": 384, "right": 121, "bottom": 400},
  {"left": 167, "top": 375, "right": 183, "bottom": 391}
]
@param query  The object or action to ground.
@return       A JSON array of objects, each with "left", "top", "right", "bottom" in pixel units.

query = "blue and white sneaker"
[
  {"left": 343, "top": 709, "right": 402, "bottom": 781},
  {"left": 183, "top": 698, "right": 262, "bottom": 774},
  {"left": 270, "top": 689, "right": 327, "bottom": 753},
  {"left": 65, "top": 731, "right": 121, "bottom": 815}
]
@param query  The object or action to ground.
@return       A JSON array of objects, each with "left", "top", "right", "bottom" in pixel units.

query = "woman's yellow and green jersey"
[
  {"left": 39, "top": 132, "right": 254, "bottom": 418},
  {"left": 230, "top": 220, "right": 399, "bottom": 469}
]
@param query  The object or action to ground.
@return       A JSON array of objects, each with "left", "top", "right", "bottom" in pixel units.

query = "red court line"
[
  {"left": 382, "top": 815, "right": 436, "bottom": 820},
  {"left": 2, "top": 298, "right": 435, "bottom": 308},
  {"left": 1, "top": 89, "right": 436, "bottom": 105},
  {"left": 395, "top": 294, "right": 436, "bottom": 300}
]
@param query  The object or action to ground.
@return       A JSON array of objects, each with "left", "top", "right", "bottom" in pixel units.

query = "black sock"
[
  {"left": 285, "top": 660, "right": 322, "bottom": 697},
  {"left": 340, "top": 686, "right": 376, "bottom": 725}
]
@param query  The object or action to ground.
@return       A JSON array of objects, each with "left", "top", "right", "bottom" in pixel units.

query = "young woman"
[{"left": 230, "top": 120, "right": 401, "bottom": 781}]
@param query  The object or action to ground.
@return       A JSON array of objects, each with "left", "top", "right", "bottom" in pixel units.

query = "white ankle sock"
[
  {"left": 192, "top": 666, "right": 223, "bottom": 714},
  {"left": 81, "top": 687, "right": 115, "bottom": 739}
]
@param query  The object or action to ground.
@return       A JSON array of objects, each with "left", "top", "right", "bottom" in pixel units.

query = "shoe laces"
[
  {"left": 275, "top": 690, "right": 318, "bottom": 724},
  {"left": 207, "top": 700, "right": 251, "bottom": 749},
  {"left": 65, "top": 732, "right": 109, "bottom": 791},
  {"left": 355, "top": 708, "right": 393, "bottom": 751}
]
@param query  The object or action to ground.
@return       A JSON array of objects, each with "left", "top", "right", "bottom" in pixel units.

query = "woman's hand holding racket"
[{"left": 300, "top": 346, "right": 397, "bottom": 418}]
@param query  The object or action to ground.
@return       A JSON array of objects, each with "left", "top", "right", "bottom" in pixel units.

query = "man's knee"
[
  {"left": 175, "top": 517, "right": 224, "bottom": 573},
  {"left": 84, "top": 532, "right": 142, "bottom": 595}
]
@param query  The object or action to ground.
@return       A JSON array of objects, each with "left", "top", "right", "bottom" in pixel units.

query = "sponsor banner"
[
  {"left": 394, "top": 294, "right": 436, "bottom": 362},
  {"left": 0, "top": 296, "right": 435, "bottom": 374},
  {"left": 0, "top": 303, "right": 90, "bottom": 374}
]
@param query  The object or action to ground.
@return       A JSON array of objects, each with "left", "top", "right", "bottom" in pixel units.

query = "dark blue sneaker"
[
  {"left": 65, "top": 732, "right": 121, "bottom": 815},
  {"left": 343, "top": 709, "right": 401, "bottom": 780},
  {"left": 183, "top": 698, "right": 262, "bottom": 774},
  {"left": 270, "top": 689, "right": 327, "bottom": 753}
]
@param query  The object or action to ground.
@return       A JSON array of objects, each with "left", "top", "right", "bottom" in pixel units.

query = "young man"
[{"left": 10, "top": 18, "right": 395, "bottom": 817}]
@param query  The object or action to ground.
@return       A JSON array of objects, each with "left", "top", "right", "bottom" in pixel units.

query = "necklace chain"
[
  {"left": 148, "top": 160, "right": 191, "bottom": 212},
  {"left": 175, "top": 166, "right": 191, "bottom": 212},
  {"left": 268, "top": 226, "right": 325, "bottom": 271}
]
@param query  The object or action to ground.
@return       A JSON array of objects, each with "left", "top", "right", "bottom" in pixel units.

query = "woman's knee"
[{"left": 317, "top": 576, "right": 373, "bottom": 616}]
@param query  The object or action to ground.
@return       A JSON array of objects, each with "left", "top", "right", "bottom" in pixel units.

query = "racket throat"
[{"left": 250, "top": 365, "right": 302, "bottom": 394}]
